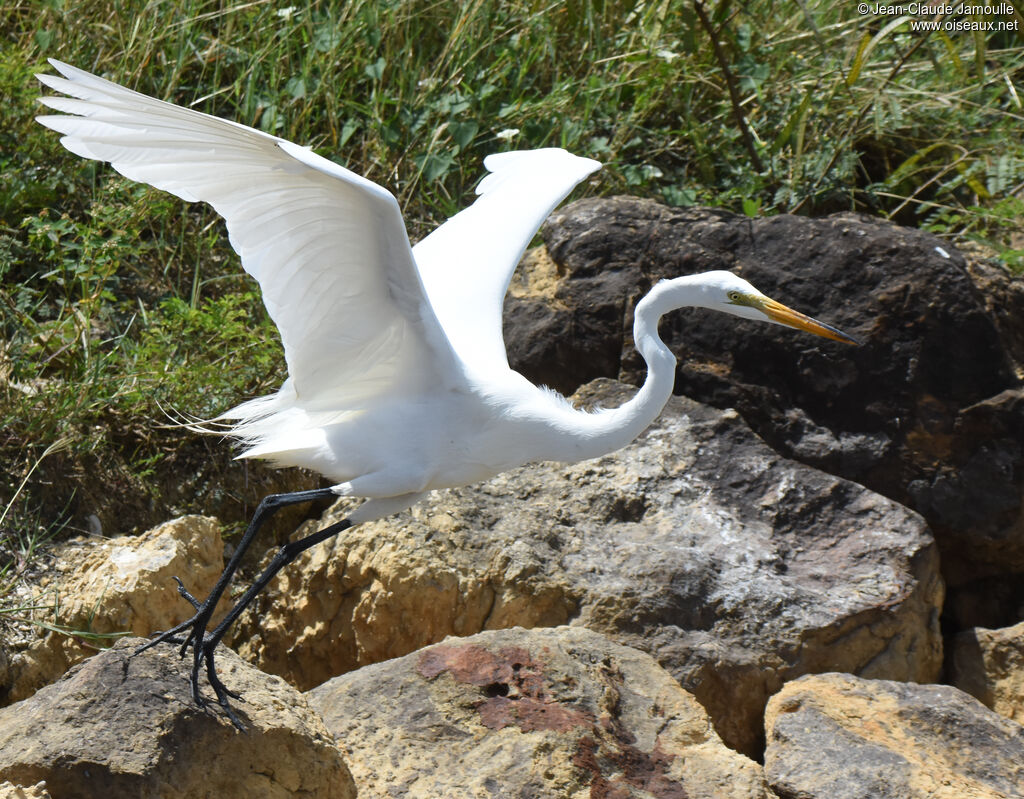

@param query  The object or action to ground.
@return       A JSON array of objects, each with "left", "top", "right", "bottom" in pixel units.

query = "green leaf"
[
  {"left": 339, "top": 119, "right": 360, "bottom": 148},
  {"left": 285, "top": 76, "right": 306, "bottom": 100},
  {"left": 364, "top": 57, "right": 386, "bottom": 82},
  {"left": 313, "top": 25, "right": 341, "bottom": 53},
  {"left": 416, "top": 151, "right": 456, "bottom": 182},
  {"left": 846, "top": 17, "right": 912, "bottom": 88},
  {"left": 771, "top": 89, "right": 813, "bottom": 154},
  {"left": 34, "top": 29, "right": 55, "bottom": 51},
  {"left": 449, "top": 120, "right": 479, "bottom": 150}
]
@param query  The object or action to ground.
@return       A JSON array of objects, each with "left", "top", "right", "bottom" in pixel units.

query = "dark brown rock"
[
  {"left": 504, "top": 198, "right": 1024, "bottom": 597},
  {"left": 307, "top": 626, "right": 770, "bottom": 798},
  {"left": 0, "top": 638, "right": 354, "bottom": 799},
  {"left": 965, "top": 252, "right": 1024, "bottom": 375},
  {"left": 764, "top": 672, "right": 1024, "bottom": 799}
]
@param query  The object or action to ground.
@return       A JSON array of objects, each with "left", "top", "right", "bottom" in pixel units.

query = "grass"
[{"left": 0, "top": 0, "right": 1022, "bottom": 583}]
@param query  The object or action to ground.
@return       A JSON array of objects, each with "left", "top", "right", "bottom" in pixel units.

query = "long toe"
[
  {"left": 172, "top": 576, "right": 202, "bottom": 610},
  {"left": 201, "top": 647, "right": 246, "bottom": 730},
  {"left": 133, "top": 619, "right": 195, "bottom": 655},
  {"left": 203, "top": 643, "right": 242, "bottom": 701}
]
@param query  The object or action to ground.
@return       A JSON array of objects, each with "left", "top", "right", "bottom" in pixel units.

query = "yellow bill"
[{"left": 758, "top": 297, "right": 861, "bottom": 345}]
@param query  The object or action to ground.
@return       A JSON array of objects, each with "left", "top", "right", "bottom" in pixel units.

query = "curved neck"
[{"left": 543, "top": 278, "right": 684, "bottom": 463}]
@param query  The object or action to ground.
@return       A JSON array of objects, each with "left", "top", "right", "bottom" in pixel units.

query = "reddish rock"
[{"left": 308, "top": 626, "right": 769, "bottom": 798}]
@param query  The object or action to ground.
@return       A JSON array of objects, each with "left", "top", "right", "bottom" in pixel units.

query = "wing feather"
[
  {"left": 412, "top": 148, "right": 601, "bottom": 373},
  {"left": 36, "top": 59, "right": 458, "bottom": 420}
]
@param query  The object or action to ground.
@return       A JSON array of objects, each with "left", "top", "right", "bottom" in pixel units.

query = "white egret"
[{"left": 36, "top": 60, "right": 858, "bottom": 725}]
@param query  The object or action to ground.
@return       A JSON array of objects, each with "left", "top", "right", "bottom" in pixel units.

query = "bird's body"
[
  {"left": 221, "top": 271, "right": 761, "bottom": 511},
  {"left": 254, "top": 370, "right": 574, "bottom": 498},
  {"left": 36, "top": 60, "right": 858, "bottom": 724}
]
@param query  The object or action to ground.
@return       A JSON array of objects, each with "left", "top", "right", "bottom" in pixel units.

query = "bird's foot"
[
  {"left": 193, "top": 637, "right": 246, "bottom": 731},
  {"left": 133, "top": 576, "right": 247, "bottom": 730}
]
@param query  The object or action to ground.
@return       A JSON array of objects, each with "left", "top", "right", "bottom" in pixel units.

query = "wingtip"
[
  {"left": 44, "top": 57, "right": 70, "bottom": 75},
  {"left": 33, "top": 114, "right": 66, "bottom": 133},
  {"left": 476, "top": 148, "right": 603, "bottom": 197}
]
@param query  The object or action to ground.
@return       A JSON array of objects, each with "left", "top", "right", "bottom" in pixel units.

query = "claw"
[
  {"left": 173, "top": 576, "right": 202, "bottom": 610},
  {"left": 203, "top": 643, "right": 245, "bottom": 729},
  {"left": 207, "top": 657, "right": 242, "bottom": 701},
  {"left": 218, "top": 697, "right": 246, "bottom": 732}
]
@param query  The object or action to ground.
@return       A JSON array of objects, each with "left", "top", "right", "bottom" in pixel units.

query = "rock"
[
  {"left": 965, "top": 251, "right": 1024, "bottom": 377},
  {"left": 308, "top": 626, "right": 769, "bottom": 799},
  {"left": 940, "top": 387, "right": 1024, "bottom": 629},
  {"left": 951, "top": 619, "right": 1024, "bottom": 726},
  {"left": 764, "top": 673, "right": 1024, "bottom": 799},
  {"left": 505, "top": 245, "right": 625, "bottom": 394},
  {"left": 2, "top": 516, "right": 228, "bottom": 705},
  {"left": 230, "top": 379, "right": 942, "bottom": 756},
  {"left": 506, "top": 198, "right": 1024, "bottom": 590},
  {"left": 0, "top": 783, "right": 50, "bottom": 799},
  {"left": 0, "top": 638, "right": 354, "bottom": 799}
]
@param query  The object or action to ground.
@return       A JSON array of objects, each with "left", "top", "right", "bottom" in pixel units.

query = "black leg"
[
  {"left": 196, "top": 516, "right": 354, "bottom": 719},
  {"left": 209, "top": 516, "right": 353, "bottom": 642},
  {"left": 134, "top": 486, "right": 343, "bottom": 727}
]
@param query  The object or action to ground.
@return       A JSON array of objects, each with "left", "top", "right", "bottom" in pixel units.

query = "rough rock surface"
[
  {"left": 764, "top": 672, "right": 1024, "bottom": 799},
  {"left": 951, "top": 619, "right": 1024, "bottom": 726},
  {"left": 308, "top": 625, "right": 769, "bottom": 799},
  {"left": 504, "top": 198, "right": 1024, "bottom": 597},
  {"left": 1, "top": 516, "right": 228, "bottom": 705},
  {"left": 231, "top": 379, "right": 942, "bottom": 756},
  {"left": 965, "top": 252, "right": 1024, "bottom": 376},
  {"left": 0, "top": 638, "right": 354, "bottom": 799},
  {"left": 0, "top": 784, "right": 50, "bottom": 799}
]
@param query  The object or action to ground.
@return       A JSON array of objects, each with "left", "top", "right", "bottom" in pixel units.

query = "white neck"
[{"left": 535, "top": 276, "right": 703, "bottom": 463}]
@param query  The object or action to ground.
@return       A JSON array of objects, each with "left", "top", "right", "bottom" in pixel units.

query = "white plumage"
[{"left": 37, "top": 61, "right": 857, "bottom": 721}]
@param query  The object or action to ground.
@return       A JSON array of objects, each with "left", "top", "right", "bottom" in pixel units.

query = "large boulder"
[
  {"left": 308, "top": 626, "right": 770, "bottom": 799},
  {"left": 230, "top": 379, "right": 942, "bottom": 756},
  {"left": 764, "top": 672, "right": 1024, "bottom": 799},
  {"left": 0, "top": 638, "right": 354, "bottom": 799},
  {"left": 504, "top": 198, "right": 1024, "bottom": 607}
]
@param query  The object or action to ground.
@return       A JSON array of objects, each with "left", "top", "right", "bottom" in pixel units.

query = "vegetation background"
[{"left": 1, "top": 0, "right": 1022, "bottom": 619}]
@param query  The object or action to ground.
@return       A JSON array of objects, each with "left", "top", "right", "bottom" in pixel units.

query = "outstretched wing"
[
  {"left": 36, "top": 59, "right": 457, "bottom": 411},
  {"left": 412, "top": 148, "right": 601, "bottom": 374}
]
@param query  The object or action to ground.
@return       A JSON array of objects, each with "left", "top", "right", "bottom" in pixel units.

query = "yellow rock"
[{"left": 3, "top": 516, "right": 227, "bottom": 704}]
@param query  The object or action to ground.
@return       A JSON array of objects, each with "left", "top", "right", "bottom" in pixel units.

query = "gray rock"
[
  {"left": 764, "top": 672, "right": 1024, "bottom": 799},
  {"left": 308, "top": 626, "right": 770, "bottom": 799},
  {"left": 0, "top": 638, "right": 354, "bottom": 799},
  {"left": 231, "top": 379, "right": 942, "bottom": 757}
]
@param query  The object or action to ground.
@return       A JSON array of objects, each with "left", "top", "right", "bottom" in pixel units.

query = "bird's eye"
[{"left": 727, "top": 290, "right": 742, "bottom": 302}]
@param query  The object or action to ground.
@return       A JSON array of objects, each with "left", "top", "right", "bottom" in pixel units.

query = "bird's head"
[{"left": 688, "top": 270, "right": 860, "bottom": 345}]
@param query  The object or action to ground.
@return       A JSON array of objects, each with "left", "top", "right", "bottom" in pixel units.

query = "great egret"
[{"left": 37, "top": 59, "right": 858, "bottom": 726}]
